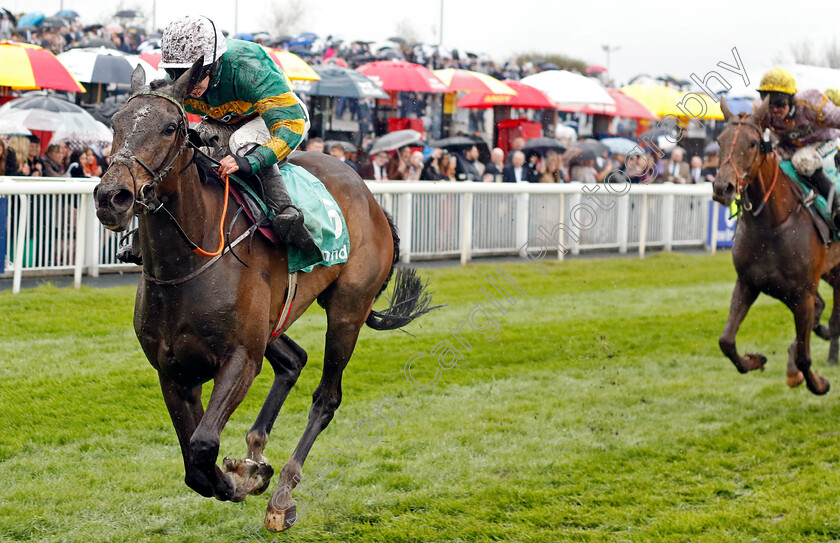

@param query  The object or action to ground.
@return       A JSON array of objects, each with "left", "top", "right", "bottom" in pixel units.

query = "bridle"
[
  {"left": 109, "top": 89, "right": 237, "bottom": 262},
  {"left": 719, "top": 117, "right": 780, "bottom": 216},
  {"left": 109, "top": 90, "right": 191, "bottom": 214}
]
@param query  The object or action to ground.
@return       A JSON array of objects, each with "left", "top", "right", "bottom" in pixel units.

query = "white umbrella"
[
  {"left": 57, "top": 47, "right": 158, "bottom": 84},
  {"left": 520, "top": 70, "right": 615, "bottom": 107},
  {"left": 0, "top": 119, "right": 32, "bottom": 136}
]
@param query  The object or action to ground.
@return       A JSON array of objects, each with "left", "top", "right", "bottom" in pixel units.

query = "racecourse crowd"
[{"left": 0, "top": 10, "right": 721, "bottom": 184}]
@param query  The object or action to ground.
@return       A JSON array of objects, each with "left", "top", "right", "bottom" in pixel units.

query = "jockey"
[
  {"left": 758, "top": 67, "right": 840, "bottom": 226},
  {"left": 159, "top": 15, "right": 318, "bottom": 256}
]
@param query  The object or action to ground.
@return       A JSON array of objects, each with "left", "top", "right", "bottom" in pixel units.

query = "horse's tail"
[{"left": 365, "top": 209, "right": 440, "bottom": 331}]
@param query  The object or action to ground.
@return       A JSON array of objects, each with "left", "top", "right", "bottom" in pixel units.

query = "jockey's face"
[
  {"left": 766, "top": 93, "right": 791, "bottom": 122},
  {"left": 189, "top": 76, "right": 210, "bottom": 98}
]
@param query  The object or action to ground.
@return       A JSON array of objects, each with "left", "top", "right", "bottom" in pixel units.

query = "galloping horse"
[
  {"left": 93, "top": 62, "right": 435, "bottom": 531},
  {"left": 713, "top": 97, "right": 840, "bottom": 394}
]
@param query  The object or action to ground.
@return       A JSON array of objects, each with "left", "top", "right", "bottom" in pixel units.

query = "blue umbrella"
[
  {"left": 289, "top": 32, "right": 318, "bottom": 48},
  {"left": 56, "top": 9, "right": 80, "bottom": 19},
  {"left": 600, "top": 137, "right": 641, "bottom": 156},
  {"left": 723, "top": 96, "right": 754, "bottom": 115},
  {"left": 16, "top": 12, "right": 44, "bottom": 27},
  {"left": 234, "top": 32, "right": 254, "bottom": 41}
]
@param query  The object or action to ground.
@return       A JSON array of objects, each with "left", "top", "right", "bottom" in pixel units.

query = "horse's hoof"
[
  {"left": 222, "top": 457, "right": 275, "bottom": 502},
  {"left": 743, "top": 353, "right": 768, "bottom": 372},
  {"left": 828, "top": 357, "right": 839, "bottom": 367},
  {"left": 787, "top": 372, "right": 805, "bottom": 388},
  {"left": 265, "top": 500, "right": 297, "bottom": 532},
  {"left": 807, "top": 376, "right": 831, "bottom": 396}
]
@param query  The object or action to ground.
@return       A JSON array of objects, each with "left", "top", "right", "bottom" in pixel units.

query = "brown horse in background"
[
  {"left": 712, "top": 97, "right": 840, "bottom": 394},
  {"left": 93, "top": 62, "right": 435, "bottom": 531}
]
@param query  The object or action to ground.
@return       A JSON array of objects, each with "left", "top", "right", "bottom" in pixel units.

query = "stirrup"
[{"left": 803, "top": 189, "right": 817, "bottom": 207}]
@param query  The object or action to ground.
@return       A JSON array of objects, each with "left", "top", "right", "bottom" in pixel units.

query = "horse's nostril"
[
  {"left": 725, "top": 183, "right": 736, "bottom": 196},
  {"left": 111, "top": 188, "right": 134, "bottom": 210}
]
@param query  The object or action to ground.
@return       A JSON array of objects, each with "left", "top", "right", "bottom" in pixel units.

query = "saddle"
[{"left": 779, "top": 160, "right": 840, "bottom": 243}]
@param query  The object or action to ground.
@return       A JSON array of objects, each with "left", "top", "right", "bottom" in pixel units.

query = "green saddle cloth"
[
  {"left": 231, "top": 163, "right": 350, "bottom": 273},
  {"left": 780, "top": 160, "right": 840, "bottom": 238}
]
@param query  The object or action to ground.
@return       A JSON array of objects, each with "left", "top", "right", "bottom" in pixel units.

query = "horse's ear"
[
  {"left": 754, "top": 95, "right": 770, "bottom": 124},
  {"left": 720, "top": 96, "right": 732, "bottom": 121},
  {"left": 170, "top": 57, "right": 205, "bottom": 102},
  {"left": 130, "top": 64, "right": 146, "bottom": 95}
]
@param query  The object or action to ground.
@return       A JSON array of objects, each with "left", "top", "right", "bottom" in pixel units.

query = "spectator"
[
  {"left": 387, "top": 146, "right": 411, "bottom": 180},
  {"left": 537, "top": 151, "right": 567, "bottom": 183},
  {"left": 25, "top": 137, "right": 43, "bottom": 177},
  {"left": 421, "top": 148, "right": 447, "bottom": 180},
  {"left": 502, "top": 150, "right": 534, "bottom": 183},
  {"left": 407, "top": 151, "right": 424, "bottom": 180},
  {"left": 0, "top": 12, "right": 12, "bottom": 41},
  {"left": 0, "top": 138, "right": 18, "bottom": 175},
  {"left": 701, "top": 153, "right": 719, "bottom": 183},
  {"left": 662, "top": 147, "right": 689, "bottom": 184},
  {"left": 505, "top": 136, "right": 526, "bottom": 165},
  {"left": 483, "top": 147, "right": 505, "bottom": 182},
  {"left": 462, "top": 145, "right": 484, "bottom": 180},
  {"left": 688, "top": 155, "right": 703, "bottom": 184},
  {"left": 7, "top": 136, "right": 31, "bottom": 175},
  {"left": 65, "top": 149, "right": 88, "bottom": 177},
  {"left": 41, "top": 144, "right": 65, "bottom": 177},
  {"left": 305, "top": 137, "right": 324, "bottom": 152},
  {"left": 568, "top": 152, "right": 598, "bottom": 183},
  {"left": 329, "top": 143, "right": 358, "bottom": 173},
  {"left": 442, "top": 153, "right": 458, "bottom": 181},
  {"left": 371, "top": 151, "right": 389, "bottom": 180},
  {"left": 82, "top": 147, "right": 102, "bottom": 177}
]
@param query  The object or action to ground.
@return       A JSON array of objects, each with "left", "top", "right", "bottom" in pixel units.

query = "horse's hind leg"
[
  {"left": 223, "top": 335, "right": 308, "bottom": 501},
  {"left": 790, "top": 294, "right": 831, "bottom": 395},
  {"left": 265, "top": 292, "right": 370, "bottom": 532},
  {"left": 813, "top": 291, "right": 831, "bottom": 339},
  {"left": 720, "top": 279, "right": 767, "bottom": 372},
  {"left": 823, "top": 270, "right": 840, "bottom": 365}
]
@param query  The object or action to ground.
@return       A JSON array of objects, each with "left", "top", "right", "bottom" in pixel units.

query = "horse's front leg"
[
  {"left": 790, "top": 294, "right": 831, "bottom": 395},
  {"left": 158, "top": 375, "right": 210, "bottom": 495},
  {"left": 188, "top": 345, "right": 261, "bottom": 501},
  {"left": 720, "top": 278, "right": 766, "bottom": 372}
]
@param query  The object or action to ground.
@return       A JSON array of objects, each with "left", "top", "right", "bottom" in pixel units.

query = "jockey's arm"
[{"left": 236, "top": 69, "right": 307, "bottom": 175}]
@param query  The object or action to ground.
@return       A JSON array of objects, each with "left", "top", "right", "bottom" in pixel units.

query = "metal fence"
[{"left": 0, "top": 176, "right": 718, "bottom": 293}]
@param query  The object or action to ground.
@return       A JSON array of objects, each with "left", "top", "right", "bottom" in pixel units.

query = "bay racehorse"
[
  {"left": 93, "top": 62, "right": 435, "bottom": 531},
  {"left": 712, "top": 97, "right": 840, "bottom": 394}
]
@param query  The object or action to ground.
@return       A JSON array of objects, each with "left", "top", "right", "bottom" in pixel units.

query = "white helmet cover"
[{"left": 159, "top": 16, "right": 227, "bottom": 70}]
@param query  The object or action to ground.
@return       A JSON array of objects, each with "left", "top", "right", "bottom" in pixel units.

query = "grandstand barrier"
[{"left": 0, "top": 176, "right": 719, "bottom": 294}]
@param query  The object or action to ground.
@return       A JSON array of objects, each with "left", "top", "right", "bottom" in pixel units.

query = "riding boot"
[
  {"left": 804, "top": 168, "right": 840, "bottom": 229},
  {"left": 258, "top": 164, "right": 322, "bottom": 260},
  {"left": 116, "top": 231, "right": 142, "bottom": 265}
]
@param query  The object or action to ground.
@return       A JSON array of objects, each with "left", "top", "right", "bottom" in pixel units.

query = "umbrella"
[
  {"left": 457, "top": 80, "right": 556, "bottom": 109},
  {"left": 704, "top": 141, "right": 720, "bottom": 155},
  {"left": 620, "top": 84, "right": 723, "bottom": 120},
  {"left": 289, "top": 32, "right": 318, "bottom": 48},
  {"left": 387, "top": 36, "right": 407, "bottom": 44},
  {"left": 356, "top": 60, "right": 448, "bottom": 93},
  {"left": 0, "top": 92, "right": 103, "bottom": 135},
  {"left": 55, "top": 9, "right": 80, "bottom": 19},
  {"left": 83, "top": 24, "right": 103, "bottom": 33},
  {"left": 139, "top": 50, "right": 161, "bottom": 69},
  {"left": 568, "top": 139, "right": 609, "bottom": 158},
  {"left": 293, "top": 64, "right": 386, "bottom": 98},
  {"left": 52, "top": 119, "right": 113, "bottom": 151},
  {"left": 0, "top": 41, "right": 85, "bottom": 92},
  {"left": 521, "top": 137, "right": 566, "bottom": 155},
  {"left": 429, "top": 136, "right": 482, "bottom": 149},
  {"left": 600, "top": 137, "right": 640, "bottom": 156},
  {"left": 586, "top": 65, "right": 607, "bottom": 74},
  {"left": 432, "top": 68, "right": 515, "bottom": 95},
  {"left": 324, "top": 140, "right": 357, "bottom": 153},
  {"left": 0, "top": 119, "right": 32, "bottom": 136},
  {"left": 564, "top": 147, "right": 596, "bottom": 165},
  {"left": 39, "top": 16, "right": 68, "bottom": 29},
  {"left": 70, "top": 38, "right": 117, "bottom": 50},
  {"left": 114, "top": 9, "right": 143, "bottom": 18},
  {"left": 520, "top": 70, "right": 614, "bottom": 107},
  {"left": 605, "top": 88, "right": 657, "bottom": 120},
  {"left": 58, "top": 47, "right": 157, "bottom": 84},
  {"left": 235, "top": 32, "right": 255, "bottom": 42},
  {"left": 16, "top": 12, "right": 44, "bottom": 27},
  {"left": 261, "top": 47, "right": 320, "bottom": 81},
  {"left": 369, "top": 129, "right": 422, "bottom": 153},
  {"left": 721, "top": 96, "right": 754, "bottom": 115}
]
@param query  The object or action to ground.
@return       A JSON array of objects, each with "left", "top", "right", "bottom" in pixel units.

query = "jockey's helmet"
[
  {"left": 826, "top": 88, "right": 840, "bottom": 107},
  {"left": 159, "top": 16, "right": 226, "bottom": 82}
]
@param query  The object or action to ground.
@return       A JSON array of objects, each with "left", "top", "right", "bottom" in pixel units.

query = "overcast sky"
[{"left": 9, "top": 0, "right": 840, "bottom": 90}]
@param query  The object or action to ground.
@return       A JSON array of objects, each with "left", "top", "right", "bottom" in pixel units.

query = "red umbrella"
[
  {"left": 586, "top": 65, "right": 607, "bottom": 74},
  {"left": 139, "top": 50, "right": 161, "bottom": 69},
  {"left": 457, "top": 80, "right": 557, "bottom": 109},
  {"left": 356, "top": 60, "right": 448, "bottom": 93},
  {"left": 553, "top": 89, "right": 658, "bottom": 120},
  {"left": 0, "top": 40, "right": 85, "bottom": 92}
]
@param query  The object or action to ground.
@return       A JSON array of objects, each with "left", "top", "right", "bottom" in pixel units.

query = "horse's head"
[
  {"left": 712, "top": 96, "right": 769, "bottom": 206},
  {"left": 94, "top": 60, "right": 204, "bottom": 231}
]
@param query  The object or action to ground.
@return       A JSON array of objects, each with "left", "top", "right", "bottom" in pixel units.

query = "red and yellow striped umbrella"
[
  {"left": 0, "top": 41, "right": 85, "bottom": 92},
  {"left": 260, "top": 47, "right": 320, "bottom": 81}
]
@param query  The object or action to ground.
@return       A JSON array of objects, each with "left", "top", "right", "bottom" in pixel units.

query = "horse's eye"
[
  {"left": 748, "top": 141, "right": 757, "bottom": 148},
  {"left": 163, "top": 123, "right": 177, "bottom": 136}
]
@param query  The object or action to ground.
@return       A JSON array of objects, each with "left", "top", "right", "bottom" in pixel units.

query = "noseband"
[
  {"left": 109, "top": 90, "right": 190, "bottom": 214},
  {"left": 720, "top": 119, "right": 779, "bottom": 215}
]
